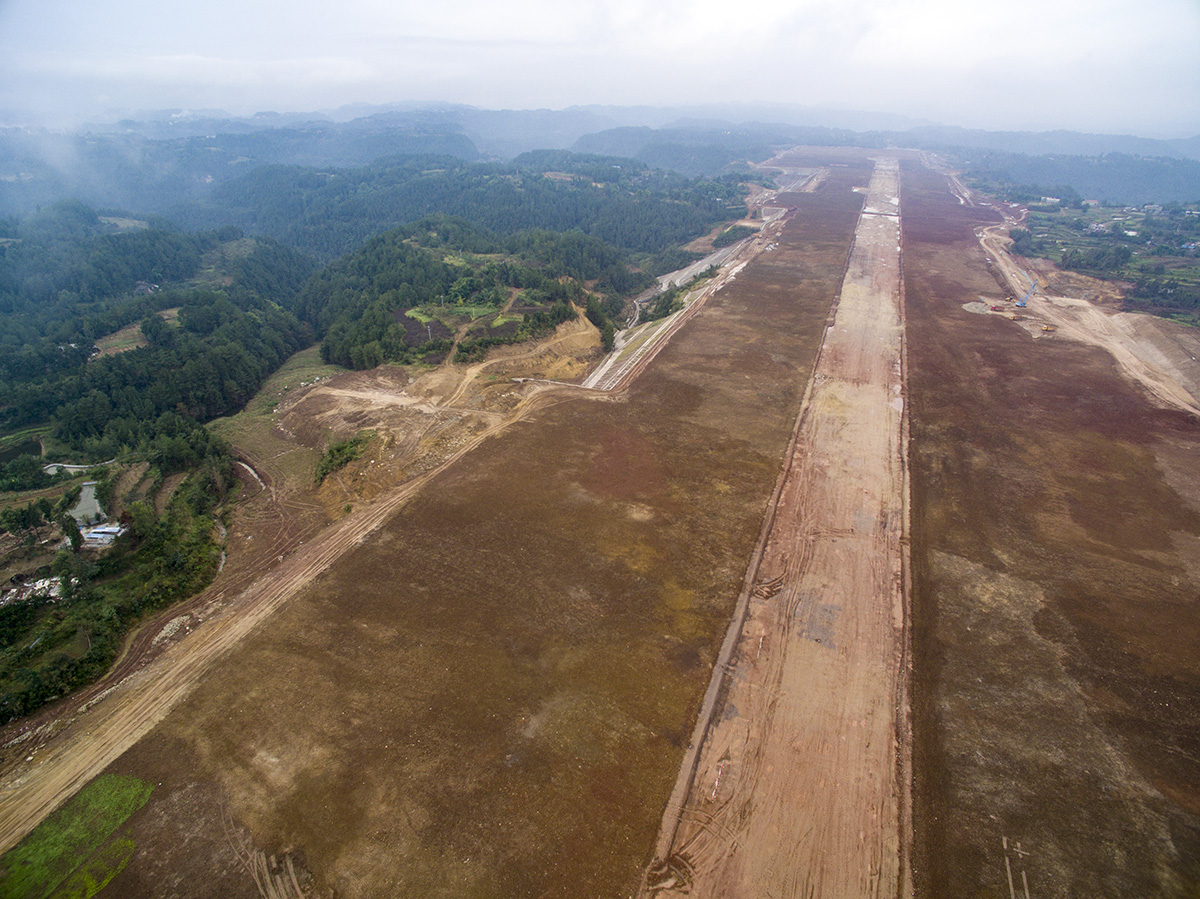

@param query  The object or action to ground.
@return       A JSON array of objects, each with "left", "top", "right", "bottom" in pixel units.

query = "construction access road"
[
  {"left": 0, "top": 192, "right": 798, "bottom": 869},
  {"left": 645, "top": 157, "right": 909, "bottom": 897},
  {"left": 976, "top": 222, "right": 1200, "bottom": 417}
]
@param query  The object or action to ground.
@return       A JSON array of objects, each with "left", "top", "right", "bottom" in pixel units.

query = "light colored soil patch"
[
  {"left": 93, "top": 323, "right": 148, "bottom": 358},
  {"left": 978, "top": 225, "right": 1200, "bottom": 416},
  {"left": 107, "top": 462, "right": 149, "bottom": 520},
  {"left": 646, "top": 158, "right": 908, "bottom": 898},
  {"left": 153, "top": 473, "right": 187, "bottom": 516}
]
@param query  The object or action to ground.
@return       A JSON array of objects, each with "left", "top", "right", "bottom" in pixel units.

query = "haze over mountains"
[{"left": 2, "top": 102, "right": 1199, "bottom": 222}]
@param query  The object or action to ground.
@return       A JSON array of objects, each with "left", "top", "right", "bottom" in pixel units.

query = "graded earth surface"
[{"left": 3, "top": 149, "right": 1199, "bottom": 899}]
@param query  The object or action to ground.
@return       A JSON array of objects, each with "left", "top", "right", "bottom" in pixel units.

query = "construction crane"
[{"left": 1015, "top": 277, "right": 1038, "bottom": 308}]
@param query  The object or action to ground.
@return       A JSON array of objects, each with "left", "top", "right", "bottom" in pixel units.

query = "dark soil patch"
[
  {"left": 395, "top": 315, "right": 453, "bottom": 347},
  {"left": 97, "top": 165, "right": 869, "bottom": 897},
  {"left": 903, "top": 159, "right": 1200, "bottom": 898}
]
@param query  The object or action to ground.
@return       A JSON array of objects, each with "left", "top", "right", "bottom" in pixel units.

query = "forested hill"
[
  {"left": 176, "top": 152, "right": 748, "bottom": 261},
  {"left": 959, "top": 150, "right": 1200, "bottom": 205},
  {"left": 0, "top": 201, "right": 319, "bottom": 723},
  {"left": 0, "top": 121, "right": 480, "bottom": 217},
  {"left": 299, "top": 215, "right": 647, "bottom": 370},
  {"left": 0, "top": 201, "right": 313, "bottom": 460}
]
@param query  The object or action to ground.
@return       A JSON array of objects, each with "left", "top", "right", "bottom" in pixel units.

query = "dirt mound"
[{"left": 979, "top": 223, "right": 1200, "bottom": 416}]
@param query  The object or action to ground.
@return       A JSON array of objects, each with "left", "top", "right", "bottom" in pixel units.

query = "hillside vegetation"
[{"left": 0, "top": 146, "right": 753, "bottom": 724}]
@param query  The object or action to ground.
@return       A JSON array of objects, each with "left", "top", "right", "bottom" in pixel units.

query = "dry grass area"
[
  {"left": 93, "top": 309, "right": 180, "bottom": 358},
  {"left": 903, "top": 160, "right": 1200, "bottom": 897},
  {"left": 0, "top": 165, "right": 868, "bottom": 899}
]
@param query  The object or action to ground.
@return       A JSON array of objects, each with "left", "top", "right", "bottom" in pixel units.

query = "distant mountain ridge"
[
  {"left": 902, "top": 125, "right": 1200, "bottom": 162},
  {"left": 1, "top": 103, "right": 1197, "bottom": 218}
]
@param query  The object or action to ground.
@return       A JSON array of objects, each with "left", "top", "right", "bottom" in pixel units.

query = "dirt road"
[
  {"left": 583, "top": 232, "right": 777, "bottom": 392},
  {"left": 977, "top": 223, "right": 1200, "bottom": 417},
  {"left": 0, "top": 205, "right": 793, "bottom": 861},
  {"left": 644, "top": 158, "right": 909, "bottom": 897}
]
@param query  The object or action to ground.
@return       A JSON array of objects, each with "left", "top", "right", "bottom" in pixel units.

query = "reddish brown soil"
[
  {"left": 903, "top": 160, "right": 1200, "bottom": 897},
  {"left": 0, "top": 166, "right": 870, "bottom": 898},
  {"left": 645, "top": 156, "right": 908, "bottom": 898}
]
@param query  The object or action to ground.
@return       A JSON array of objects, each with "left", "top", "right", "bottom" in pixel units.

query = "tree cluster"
[
  {"left": 184, "top": 154, "right": 745, "bottom": 261},
  {"left": 0, "top": 458, "right": 230, "bottom": 724}
]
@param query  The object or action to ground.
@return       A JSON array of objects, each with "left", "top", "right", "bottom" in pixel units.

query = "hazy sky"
[{"left": 1, "top": 0, "right": 1198, "bottom": 136}]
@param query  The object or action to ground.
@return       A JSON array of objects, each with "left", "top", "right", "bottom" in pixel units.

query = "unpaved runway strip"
[{"left": 645, "top": 158, "right": 909, "bottom": 898}]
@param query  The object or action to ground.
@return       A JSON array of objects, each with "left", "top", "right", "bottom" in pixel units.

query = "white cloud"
[{"left": 0, "top": 0, "right": 1197, "bottom": 133}]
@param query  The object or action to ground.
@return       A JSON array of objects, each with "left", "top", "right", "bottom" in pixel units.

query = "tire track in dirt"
[
  {"left": 0, "top": 194, "right": 796, "bottom": 856},
  {"left": 0, "top": 385, "right": 578, "bottom": 855},
  {"left": 643, "top": 158, "right": 910, "bottom": 898}
]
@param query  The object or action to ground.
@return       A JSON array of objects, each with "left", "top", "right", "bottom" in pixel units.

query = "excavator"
[{"left": 1015, "top": 277, "right": 1038, "bottom": 308}]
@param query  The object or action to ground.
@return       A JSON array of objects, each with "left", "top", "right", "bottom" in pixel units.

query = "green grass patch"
[
  {"left": 712, "top": 224, "right": 758, "bottom": 248},
  {"left": 490, "top": 314, "right": 522, "bottom": 328},
  {"left": 92, "top": 324, "right": 147, "bottom": 356},
  {"left": 92, "top": 309, "right": 180, "bottom": 358},
  {"left": 0, "top": 774, "right": 152, "bottom": 899},
  {"left": 405, "top": 308, "right": 434, "bottom": 324},
  {"left": 207, "top": 345, "right": 337, "bottom": 488},
  {"left": 47, "top": 838, "right": 135, "bottom": 899},
  {"left": 232, "top": 345, "right": 343, "bottom": 420},
  {"left": 452, "top": 304, "right": 500, "bottom": 319},
  {"left": 316, "top": 431, "right": 375, "bottom": 484}
]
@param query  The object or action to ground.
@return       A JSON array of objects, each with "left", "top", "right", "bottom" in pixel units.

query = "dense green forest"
[
  {"left": 0, "top": 200, "right": 313, "bottom": 723},
  {"left": 0, "top": 143, "right": 758, "bottom": 724},
  {"left": 0, "top": 460, "right": 232, "bottom": 723},
  {"left": 0, "top": 120, "right": 481, "bottom": 217},
  {"left": 176, "top": 152, "right": 747, "bottom": 261},
  {"left": 0, "top": 152, "right": 744, "bottom": 475},
  {"left": 0, "top": 202, "right": 314, "bottom": 460},
  {"left": 301, "top": 216, "right": 638, "bottom": 369}
]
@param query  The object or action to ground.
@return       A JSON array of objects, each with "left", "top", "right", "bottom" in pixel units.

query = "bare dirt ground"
[
  {"left": 977, "top": 222, "right": 1200, "bottom": 416},
  {"left": 0, "top": 169, "right": 868, "bottom": 899},
  {"left": 903, "top": 160, "right": 1200, "bottom": 897},
  {"left": 643, "top": 157, "right": 909, "bottom": 898},
  {"left": 0, "top": 348, "right": 596, "bottom": 861}
]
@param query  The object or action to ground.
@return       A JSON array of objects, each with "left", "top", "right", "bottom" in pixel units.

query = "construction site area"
[{"left": 2, "top": 148, "right": 1199, "bottom": 898}]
